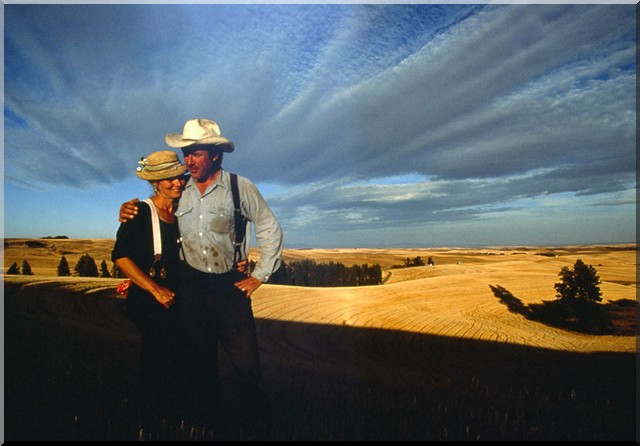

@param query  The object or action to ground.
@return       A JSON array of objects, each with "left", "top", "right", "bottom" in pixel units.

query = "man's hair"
[
  {"left": 203, "top": 145, "right": 224, "bottom": 170},
  {"left": 213, "top": 151, "right": 223, "bottom": 170},
  {"left": 182, "top": 144, "right": 224, "bottom": 169}
]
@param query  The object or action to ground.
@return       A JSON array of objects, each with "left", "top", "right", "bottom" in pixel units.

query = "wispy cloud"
[{"left": 3, "top": 4, "right": 635, "bottom": 247}]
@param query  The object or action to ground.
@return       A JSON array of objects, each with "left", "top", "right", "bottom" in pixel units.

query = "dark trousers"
[
  {"left": 177, "top": 263, "right": 266, "bottom": 427},
  {"left": 126, "top": 291, "right": 187, "bottom": 426}
]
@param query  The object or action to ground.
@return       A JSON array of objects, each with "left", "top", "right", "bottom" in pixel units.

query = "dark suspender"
[{"left": 230, "top": 173, "right": 248, "bottom": 268}]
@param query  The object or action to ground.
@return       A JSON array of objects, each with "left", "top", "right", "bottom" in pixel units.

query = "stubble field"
[{"left": 2, "top": 239, "right": 638, "bottom": 441}]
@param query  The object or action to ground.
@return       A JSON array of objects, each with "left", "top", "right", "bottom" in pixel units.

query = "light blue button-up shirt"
[{"left": 175, "top": 169, "right": 283, "bottom": 282}]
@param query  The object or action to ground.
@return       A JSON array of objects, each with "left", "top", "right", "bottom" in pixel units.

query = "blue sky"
[{"left": 3, "top": 2, "right": 636, "bottom": 248}]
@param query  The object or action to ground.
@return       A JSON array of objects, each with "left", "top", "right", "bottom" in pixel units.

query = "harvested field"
[{"left": 2, "top": 241, "right": 637, "bottom": 441}]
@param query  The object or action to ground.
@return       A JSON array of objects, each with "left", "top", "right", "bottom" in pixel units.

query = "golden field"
[
  {"left": 3, "top": 238, "right": 636, "bottom": 353},
  {"left": 3, "top": 238, "right": 637, "bottom": 440}
]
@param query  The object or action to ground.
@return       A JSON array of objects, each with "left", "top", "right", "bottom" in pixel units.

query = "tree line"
[
  {"left": 5, "top": 254, "right": 125, "bottom": 278},
  {"left": 265, "top": 259, "right": 383, "bottom": 287}
]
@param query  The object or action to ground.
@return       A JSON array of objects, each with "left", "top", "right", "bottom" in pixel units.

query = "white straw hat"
[{"left": 165, "top": 118, "right": 234, "bottom": 152}]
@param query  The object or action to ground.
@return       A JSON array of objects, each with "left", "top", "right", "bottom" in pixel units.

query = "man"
[{"left": 120, "top": 118, "right": 284, "bottom": 429}]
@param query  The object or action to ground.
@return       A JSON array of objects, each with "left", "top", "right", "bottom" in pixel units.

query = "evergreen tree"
[
  {"left": 554, "top": 259, "right": 602, "bottom": 303},
  {"left": 100, "top": 260, "right": 111, "bottom": 278},
  {"left": 572, "top": 259, "right": 603, "bottom": 303},
  {"left": 74, "top": 254, "right": 99, "bottom": 277},
  {"left": 111, "top": 263, "right": 125, "bottom": 278},
  {"left": 21, "top": 260, "right": 33, "bottom": 275},
  {"left": 6, "top": 262, "right": 20, "bottom": 274},
  {"left": 57, "top": 256, "right": 71, "bottom": 276}
]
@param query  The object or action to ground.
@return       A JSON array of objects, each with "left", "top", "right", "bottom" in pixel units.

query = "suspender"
[
  {"left": 142, "top": 198, "right": 166, "bottom": 279},
  {"left": 142, "top": 198, "right": 162, "bottom": 256},
  {"left": 230, "top": 173, "right": 248, "bottom": 268},
  {"left": 176, "top": 173, "right": 248, "bottom": 271}
]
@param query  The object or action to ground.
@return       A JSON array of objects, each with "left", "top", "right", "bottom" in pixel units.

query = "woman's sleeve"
[{"left": 111, "top": 204, "right": 147, "bottom": 263}]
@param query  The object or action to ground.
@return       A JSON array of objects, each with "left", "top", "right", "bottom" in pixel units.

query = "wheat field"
[
  {"left": 3, "top": 239, "right": 637, "bottom": 441},
  {"left": 3, "top": 239, "right": 636, "bottom": 353}
]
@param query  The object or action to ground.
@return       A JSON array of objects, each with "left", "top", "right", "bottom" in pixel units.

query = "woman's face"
[{"left": 155, "top": 175, "right": 185, "bottom": 200}]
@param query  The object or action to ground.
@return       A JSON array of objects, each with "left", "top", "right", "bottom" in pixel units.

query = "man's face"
[{"left": 182, "top": 147, "right": 218, "bottom": 181}]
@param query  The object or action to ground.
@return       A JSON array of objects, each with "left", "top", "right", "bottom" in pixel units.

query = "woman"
[{"left": 111, "top": 150, "right": 188, "bottom": 432}]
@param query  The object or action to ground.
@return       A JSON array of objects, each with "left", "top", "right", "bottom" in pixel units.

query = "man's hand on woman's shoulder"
[{"left": 119, "top": 198, "right": 140, "bottom": 223}]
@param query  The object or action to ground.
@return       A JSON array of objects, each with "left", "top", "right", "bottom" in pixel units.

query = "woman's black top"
[{"left": 111, "top": 201, "right": 181, "bottom": 299}]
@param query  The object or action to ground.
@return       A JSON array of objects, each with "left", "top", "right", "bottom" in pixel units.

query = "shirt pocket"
[
  {"left": 208, "top": 207, "right": 233, "bottom": 234},
  {"left": 176, "top": 205, "right": 196, "bottom": 234}
]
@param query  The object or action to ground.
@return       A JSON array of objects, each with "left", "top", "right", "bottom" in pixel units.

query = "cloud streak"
[{"left": 3, "top": 3, "right": 636, "bottom": 247}]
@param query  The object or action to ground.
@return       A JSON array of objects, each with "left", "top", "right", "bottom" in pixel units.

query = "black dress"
[{"left": 111, "top": 201, "right": 186, "bottom": 427}]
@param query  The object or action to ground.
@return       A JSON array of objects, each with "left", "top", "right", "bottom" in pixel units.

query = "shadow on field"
[
  {"left": 4, "top": 279, "right": 636, "bottom": 441},
  {"left": 489, "top": 284, "right": 637, "bottom": 335}
]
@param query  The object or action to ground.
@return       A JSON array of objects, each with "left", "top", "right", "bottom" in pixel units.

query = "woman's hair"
[{"left": 148, "top": 180, "right": 159, "bottom": 195}]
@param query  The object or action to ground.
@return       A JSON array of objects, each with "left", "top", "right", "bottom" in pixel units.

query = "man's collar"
[{"left": 185, "top": 168, "right": 229, "bottom": 190}]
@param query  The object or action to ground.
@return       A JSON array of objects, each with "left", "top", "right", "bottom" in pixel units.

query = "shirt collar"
[{"left": 184, "top": 168, "right": 230, "bottom": 194}]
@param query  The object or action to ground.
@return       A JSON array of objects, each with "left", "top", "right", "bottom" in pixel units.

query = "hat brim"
[
  {"left": 165, "top": 134, "right": 235, "bottom": 152},
  {"left": 136, "top": 164, "right": 188, "bottom": 181}
]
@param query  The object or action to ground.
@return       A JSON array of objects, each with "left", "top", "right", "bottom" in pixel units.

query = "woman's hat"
[
  {"left": 136, "top": 150, "right": 188, "bottom": 181},
  {"left": 165, "top": 118, "right": 235, "bottom": 152}
]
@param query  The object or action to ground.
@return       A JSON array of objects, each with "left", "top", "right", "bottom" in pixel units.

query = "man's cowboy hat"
[
  {"left": 136, "top": 150, "right": 188, "bottom": 181},
  {"left": 165, "top": 118, "right": 235, "bottom": 152}
]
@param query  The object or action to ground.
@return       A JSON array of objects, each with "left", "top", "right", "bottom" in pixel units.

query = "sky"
[{"left": 2, "top": 2, "right": 637, "bottom": 249}]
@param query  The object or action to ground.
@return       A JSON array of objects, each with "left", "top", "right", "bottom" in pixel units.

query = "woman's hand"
[
  {"left": 114, "top": 257, "right": 175, "bottom": 309},
  {"left": 150, "top": 285, "right": 175, "bottom": 309}
]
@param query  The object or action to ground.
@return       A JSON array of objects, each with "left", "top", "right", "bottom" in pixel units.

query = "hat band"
[{"left": 142, "top": 161, "right": 183, "bottom": 172}]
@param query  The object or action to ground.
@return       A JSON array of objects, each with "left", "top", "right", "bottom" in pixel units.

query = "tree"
[
  {"left": 572, "top": 259, "right": 603, "bottom": 303},
  {"left": 100, "top": 260, "right": 111, "bottom": 278},
  {"left": 403, "top": 256, "right": 426, "bottom": 267},
  {"left": 57, "top": 256, "right": 71, "bottom": 276},
  {"left": 21, "top": 260, "right": 33, "bottom": 275},
  {"left": 111, "top": 263, "right": 126, "bottom": 279},
  {"left": 554, "top": 259, "right": 602, "bottom": 303},
  {"left": 74, "top": 254, "right": 99, "bottom": 277},
  {"left": 6, "top": 262, "right": 20, "bottom": 274}
]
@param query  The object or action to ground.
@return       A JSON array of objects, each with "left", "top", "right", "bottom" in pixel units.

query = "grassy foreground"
[{"left": 3, "top": 277, "right": 637, "bottom": 441}]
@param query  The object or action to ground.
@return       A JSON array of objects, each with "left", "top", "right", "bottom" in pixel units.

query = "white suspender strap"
[{"left": 142, "top": 198, "right": 162, "bottom": 256}]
